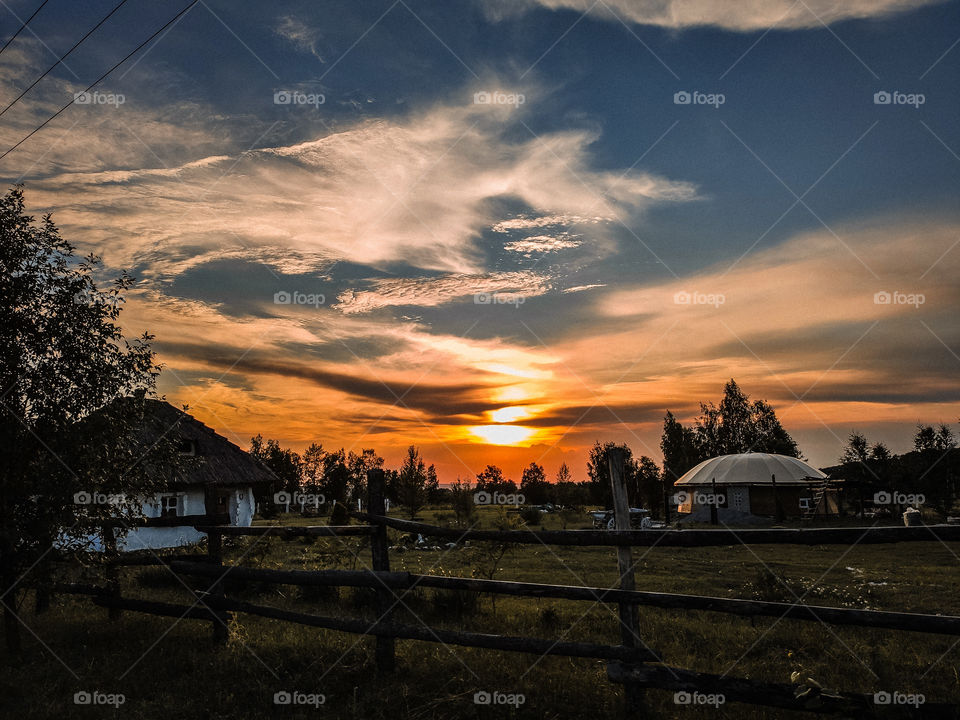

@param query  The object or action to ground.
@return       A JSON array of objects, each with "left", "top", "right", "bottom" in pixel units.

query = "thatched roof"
[{"left": 136, "top": 399, "right": 277, "bottom": 489}]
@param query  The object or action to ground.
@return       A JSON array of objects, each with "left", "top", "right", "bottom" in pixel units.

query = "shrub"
[{"left": 519, "top": 507, "right": 542, "bottom": 525}]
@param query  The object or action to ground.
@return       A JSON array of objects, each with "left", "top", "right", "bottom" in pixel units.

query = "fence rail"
[{"left": 49, "top": 471, "right": 960, "bottom": 717}]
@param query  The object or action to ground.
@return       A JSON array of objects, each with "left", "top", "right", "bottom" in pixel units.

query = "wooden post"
[
  {"left": 367, "top": 469, "right": 395, "bottom": 672},
  {"left": 772, "top": 473, "right": 784, "bottom": 522},
  {"left": 710, "top": 478, "right": 718, "bottom": 525},
  {"left": 103, "top": 525, "right": 121, "bottom": 621},
  {"left": 607, "top": 448, "right": 642, "bottom": 713},
  {"left": 208, "top": 529, "right": 228, "bottom": 644}
]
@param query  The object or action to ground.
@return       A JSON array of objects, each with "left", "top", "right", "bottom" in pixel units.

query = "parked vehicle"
[{"left": 590, "top": 508, "right": 657, "bottom": 529}]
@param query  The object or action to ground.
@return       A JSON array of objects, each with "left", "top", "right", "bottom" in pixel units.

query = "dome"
[{"left": 674, "top": 453, "right": 825, "bottom": 487}]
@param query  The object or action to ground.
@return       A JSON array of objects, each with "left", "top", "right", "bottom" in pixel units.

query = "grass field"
[{"left": 2, "top": 507, "right": 959, "bottom": 718}]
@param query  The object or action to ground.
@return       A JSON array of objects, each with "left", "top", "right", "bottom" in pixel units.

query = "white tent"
[{"left": 675, "top": 452, "right": 825, "bottom": 487}]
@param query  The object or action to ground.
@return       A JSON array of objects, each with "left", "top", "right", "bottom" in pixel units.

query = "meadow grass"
[{"left": 2, "top": 506, "right": 958, "bottom": 718}]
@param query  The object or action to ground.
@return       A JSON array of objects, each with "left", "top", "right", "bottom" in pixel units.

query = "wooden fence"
[{"left": 52, "top": 459, "right": 960, "bottom": 717}]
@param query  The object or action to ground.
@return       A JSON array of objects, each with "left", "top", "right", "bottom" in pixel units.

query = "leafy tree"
[
  {"left": 475, "top": 465, "right": 517, "bottom": 495},
  {"left": 396, "top": 445, "right": 428, "bottom": 519},
  {"left": 250, "top": 435, "right": 302, "bottom": 496},
  {"left": 320, "top": 449, "right": 351, "bottom": 506},
  {"left": 555, "top": 462, "right": 571, "bottom": 484},
  {"left": 425, "top": 463, "right": 441, "bottom": 503},
  {"left": 660, "top": 411, "right": 702, "bottom": 484},
  {"left": 692, "top": 380, "right": 800, "bottom": 457},
  {"left": 449, "top": 477, "right": 477, "bottom": 527},
  {"left": 302, "top": 443, "right": 325, "bottom": 495},
  {"left": 587, "top": 441, "right": 639, "bottom": 508},
  {"left": 347, "top": 448, "right": 383, "bottom": 505},
  {"left": 0, "top": 187, "right": 172, "bottom": 653},
  {"left": 519, "top": 462, "right": 550, "bottom": 504}
]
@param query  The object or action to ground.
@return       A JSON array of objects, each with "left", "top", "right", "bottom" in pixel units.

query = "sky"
[{"left": 2, "top": 0, "right": 958, "bottom": 483}]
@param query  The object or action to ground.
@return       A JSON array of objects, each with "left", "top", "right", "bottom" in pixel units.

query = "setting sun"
[{"left": 468, "top": 425, "right": 537, "bottom": 446}]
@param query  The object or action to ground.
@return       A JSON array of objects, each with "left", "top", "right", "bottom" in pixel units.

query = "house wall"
[{"left": 748, "top": 486, "right": 811, "bottom": 517}]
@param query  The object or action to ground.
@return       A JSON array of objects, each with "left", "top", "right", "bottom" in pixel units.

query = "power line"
[
  {"left": 0, "top": 0, "right": 133, "bottom": 118},
  {"left": 0, "top": 0, "right": 52, "bottom": 58},
  {"left": 0, "top": 0, "right": 200, "bottom": 162}
]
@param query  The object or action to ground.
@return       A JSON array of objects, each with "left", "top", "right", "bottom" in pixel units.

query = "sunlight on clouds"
[{"left": 469, "top": 425, "right": 538, "bottom": 446}]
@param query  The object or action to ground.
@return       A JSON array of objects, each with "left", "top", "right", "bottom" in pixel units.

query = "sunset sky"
[{"left": 2, "top": 0, "right": 958, "bottom": 482}]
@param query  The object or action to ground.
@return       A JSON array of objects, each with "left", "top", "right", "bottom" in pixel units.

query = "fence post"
[
  {"left": 208, "top": 528, "right": 229, "bottom": 644},
  {"left": 103, "top": 525, "right": 121, "bottom": 621},
  {"left": 367, "top": 469, "right": 395, "bottom": 673},
  {"left": 608, "top": 449, "right": 642, "bottom": 714}
]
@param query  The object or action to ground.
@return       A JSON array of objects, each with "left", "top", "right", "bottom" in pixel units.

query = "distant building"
[{"left": 673, "top": 452, "right": 837, "bottom": 521}]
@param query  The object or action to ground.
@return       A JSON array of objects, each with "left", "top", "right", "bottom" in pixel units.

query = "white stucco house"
[{"left": 71, "top": 400, "right": 276, "bottom": 551}]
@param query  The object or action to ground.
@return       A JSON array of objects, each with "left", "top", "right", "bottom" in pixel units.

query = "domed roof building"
[{"left": 673, "top": 452, "right": 833, "bottom": 520}]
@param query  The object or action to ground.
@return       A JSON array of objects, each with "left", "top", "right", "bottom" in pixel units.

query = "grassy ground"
[{"left": 2, "top": 507, "right": 959, "bottom": 718}]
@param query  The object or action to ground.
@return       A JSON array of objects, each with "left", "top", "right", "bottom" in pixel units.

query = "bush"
[
  {"left": 519, "top": 507, "right": 542, "bottom": 525},
  {"left": 329, "top": 502, "right": 350, "bottom": 526}
]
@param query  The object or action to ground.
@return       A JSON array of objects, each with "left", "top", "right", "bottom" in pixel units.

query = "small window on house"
[
  {"left": 160, "top": 495, "right": 180, "bottom": 517},
  {"left": 178, "top": 438, "right": 196, "bottom": 456},
  {"left": 799, "top": 498, "right": 811, "bottom": 510}
]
